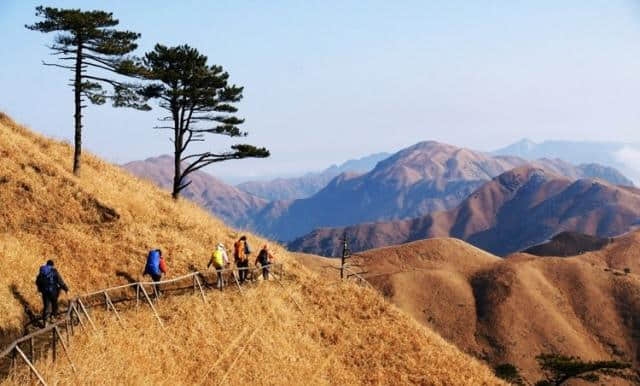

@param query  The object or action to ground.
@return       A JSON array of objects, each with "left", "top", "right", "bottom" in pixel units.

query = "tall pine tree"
[
  {"left": 135, "top": 44, "right": 269, "bottom": 199},
  {"left": 26, "top": 6, "right": 148, "bottom": 175}
]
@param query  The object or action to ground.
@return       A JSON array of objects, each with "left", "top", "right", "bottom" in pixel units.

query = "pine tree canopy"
[
  {"left": 26, "top": 6, "right": 149, "bottom": 110},
  {"left": 131, "top": 44, "right": 269, "bottom": 197}
]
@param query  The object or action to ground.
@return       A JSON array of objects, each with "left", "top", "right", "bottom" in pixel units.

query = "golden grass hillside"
[
  {"left": 301, "top": 236, "right": 640, "bottom": 384},
  {"left": 0, "top": 113, "right": 503, "bottom": 385}
]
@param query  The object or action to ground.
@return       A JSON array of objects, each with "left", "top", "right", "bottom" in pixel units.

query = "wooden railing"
[{"left": 0, "top": 263, "right": 285, "bottom": 385}]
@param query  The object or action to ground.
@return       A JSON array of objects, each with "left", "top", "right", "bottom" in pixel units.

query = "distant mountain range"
[
  {"left": 236, "top": 152, "right": 389, "bottom": 201},
  {"left": 252, "top": 141, "right": 632, "bottom": 242},
  {"left": 494, "top": 138, "right": 640, "bottom": 183},
  {"left": 122, "top": 155, "right": 267, "bottom": 229},
  {"left": 290, "top": 166, "right": 640, "bottom": 256},
  {"left": 123, "top": 141, "right": 634, "bottom": 246}
]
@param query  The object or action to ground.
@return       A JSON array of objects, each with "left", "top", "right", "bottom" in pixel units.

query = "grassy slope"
[
  {"left": 0, "top": 113, "right": 502, "bottom": 385},
  {"left": 312, "top": 236, "right": 640, "bottom": 384}
]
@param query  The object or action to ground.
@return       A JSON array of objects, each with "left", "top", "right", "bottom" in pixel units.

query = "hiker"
[
  {"left": 234, "top": 236, "right": 251, "bottom": 283},
  {"left": 208, "top": 243, "right": 229, "bottom": 289},
  {"left": 143, "top": 249, "right": 167, "bottom": 296},
  {"left": 35, "top": 260, "right": 69, "bottom": 325},
  {"left": 255, "top": 244, "right": 275, "bottom": 281}
]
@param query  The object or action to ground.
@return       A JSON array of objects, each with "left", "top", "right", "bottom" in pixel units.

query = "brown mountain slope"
[
  {"left": 290, "top": 167, "right": 640, "bottom": 256},
  {"left": 301, "top": 236, "right": 640, "bottom": 384},
  {"left": 251, "top": 141, "right": 526, "bottom": 241},
  {"left": 0, "top": 113, "right": 502, "bottom": 384},
  {"left": 524, "top": 231, "right": 614, "bottom": 256},
  {"left": 122, "top": 155, "right": 267, "bottom": 229}
]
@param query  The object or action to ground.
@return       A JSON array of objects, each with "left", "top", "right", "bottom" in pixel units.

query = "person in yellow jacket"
[{"left": 207, "top": 243, "right": 229, "bottom": 289}]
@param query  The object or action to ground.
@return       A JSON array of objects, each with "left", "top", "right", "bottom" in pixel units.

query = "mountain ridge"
[
  {"left": 494, "top": 138, "right": 640, "bottom": 184},
  {"left": 252, "top": 142, "right": 633, "bottom": 241},
  {"left": 290, "top": 166, "right": 640, "bottom": 256},
  {"left": 236, "top": 152, "right": 390, "bottom": 201}
]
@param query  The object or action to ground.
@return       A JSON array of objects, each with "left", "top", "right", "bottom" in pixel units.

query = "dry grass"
[
  {"left": 310, "top": 236, "right": 640, "bottom": 384},
  {"left": 0, "top": 113, "right": 502, "bottom": 385}
]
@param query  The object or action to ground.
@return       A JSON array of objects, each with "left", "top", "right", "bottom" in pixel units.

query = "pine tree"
[
  {"left": 26, "top": 6, "right": 149, "bottom": 175},
  {"left": 534, "top": 354, "right": 633, "bottom": 385},
  {"left": 134, "top": 44, "right": 269, "bottom": 199}
]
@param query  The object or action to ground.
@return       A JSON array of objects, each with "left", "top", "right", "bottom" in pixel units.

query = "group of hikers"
[{"left": 35, "top": 236, "right": 276, "bottom": 325}]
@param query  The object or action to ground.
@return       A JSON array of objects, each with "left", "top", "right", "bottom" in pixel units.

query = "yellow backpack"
[{"left": 213, "top": 249, "right": 224, "bottom": 267}]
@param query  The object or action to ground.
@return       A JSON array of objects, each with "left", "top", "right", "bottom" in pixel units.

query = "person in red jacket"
[{"left": 158, "top": 251, "right": 167, "bottom": 278}]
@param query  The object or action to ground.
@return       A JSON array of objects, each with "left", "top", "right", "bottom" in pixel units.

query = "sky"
[{"left": 2, "top": 1, "right": 640, "bottom": 183}]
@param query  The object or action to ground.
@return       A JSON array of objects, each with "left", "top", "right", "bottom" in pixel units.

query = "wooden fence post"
[
  {"left": 76, "top": 299, "right": 97, "bottom": 331},
  {"left": 136, "top": 284, "right": 140, "bottom": 312},
  {"left": 51, "top": 328, "right": 57, "bottom": 363},
  {"left": 30, "top": 337, "right": 35, "bottom": 363},
  {"left": 65, "top": 319, "right": 71, "bottom": 346},
  {"left": 11, "top": 346, "right": 17, "bottom": 372},
  {"left": 15, "top": 346, "right": 47, "bottom": 386},
  {"left": 71, "top": 304, "right": 87, "bottom": 331},
  {"left": 70, "top": 310, "right": 75, "bottom": 335},
  {"left": 104, "top": 291, "right": 125, "bottom": 328},
  {"left": 194, "top": 275, "right": 207, "bottom": 303},
  {"left": 231, "top": 270, "right": 244, "bottom": 296},
  {"left": 54, "top": 326, "right": 77, "bottom": 374},
  {"left": 139, "top": 284, "right": 164, "bottom": 328}
]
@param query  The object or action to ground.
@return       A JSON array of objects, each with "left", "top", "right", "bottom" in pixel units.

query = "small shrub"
[
  {"left": 624, "top": 268, "right": 631, "bottom": 274},
  {"left": 494, "top": 363, "right": 525, "bottom": 385}
]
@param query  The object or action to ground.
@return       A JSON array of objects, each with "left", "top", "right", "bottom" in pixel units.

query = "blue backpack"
[
  {"left": 144, "top": 250, "right": 161, "bottom": 276},
  {"left": 36, "top": 265, "right": 57, "bottom": 293}
]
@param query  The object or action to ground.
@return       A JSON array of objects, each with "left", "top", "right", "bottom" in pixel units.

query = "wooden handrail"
[{"left": 0, "top": 263, "right": 284, "bottom": 361}]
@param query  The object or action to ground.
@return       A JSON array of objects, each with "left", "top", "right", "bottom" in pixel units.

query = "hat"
[{"left": 217, "top": 243, "right": 224, "bottom": 248}]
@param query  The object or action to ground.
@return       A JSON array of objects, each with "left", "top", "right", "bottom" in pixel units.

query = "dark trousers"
[
  {"left": 262, "top": 265, "right": 270, "bottom": 280},
  {"left": 237, "top": 260, "right": 249, "bottom": 282},
  {"left": 151, "top": 273, "right": 162, "bottom": 296},
  {"left": 41, "top": 291, "right": 59, "bottom": 322}
]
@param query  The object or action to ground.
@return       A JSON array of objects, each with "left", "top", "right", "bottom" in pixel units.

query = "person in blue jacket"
[
  {"left": 143, "top": 249, "right": 167, "bottom": 296},
  {"left": 35, "top": 260, "right": 68, "bottom": 325}
]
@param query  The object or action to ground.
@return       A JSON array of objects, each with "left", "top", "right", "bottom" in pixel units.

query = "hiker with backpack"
[
  {"left": 35, "top": 260, "right": 68, "bottom": 325},
  {"left": 143, "top": 249, "right": 167, "bottom": 296},
  {"left": 208, "top": 243, "right": 229, "bottom": 289},
  {"left": 234, "top": 236, "right": 251, "bottom": 284},
  {"left": 255, "top": 244, "right": 275, "bottom": 281}
]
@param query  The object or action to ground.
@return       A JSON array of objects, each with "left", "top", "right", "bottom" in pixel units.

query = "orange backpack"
[{"left": 234, "top": 240, "right": 245, "bottom": 261}]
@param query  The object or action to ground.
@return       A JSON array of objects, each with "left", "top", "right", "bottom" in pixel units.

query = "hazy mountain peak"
[{"left": 236, "top": 152, "right": 390, "bottom": 201}]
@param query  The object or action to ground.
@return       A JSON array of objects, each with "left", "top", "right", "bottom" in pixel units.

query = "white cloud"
[{"left": 614, "top": 146, "right": 640, "bottom": 184}]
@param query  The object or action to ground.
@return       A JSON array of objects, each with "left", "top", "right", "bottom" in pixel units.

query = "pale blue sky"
[{"left": 2, "top": 1, "right": 640, "bottom": 182}]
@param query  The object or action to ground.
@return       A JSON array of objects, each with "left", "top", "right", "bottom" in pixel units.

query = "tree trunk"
[
  {"left": 172, "top": 150, "right": 181, "bottom": 200},
  {"left": 72, "top": 43, "right": 83, "bottom": 176},
  {"left": 172, "top": 119, "right": 182, "bottom": 200}
]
